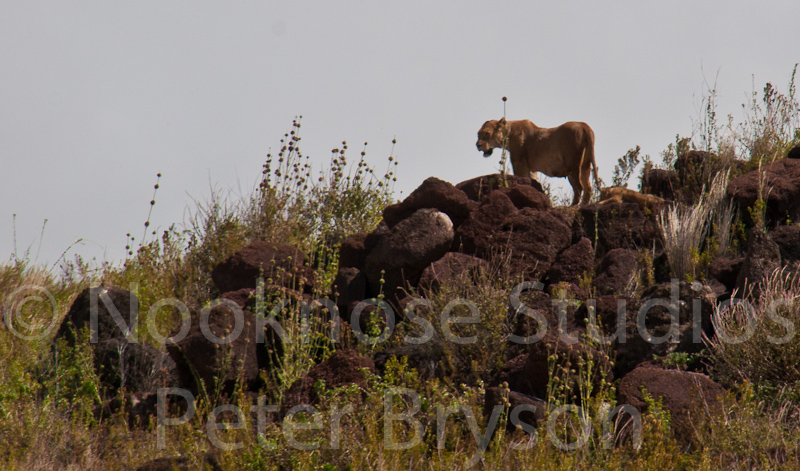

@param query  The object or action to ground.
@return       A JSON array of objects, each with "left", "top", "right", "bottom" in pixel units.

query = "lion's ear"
[{"left": 498, "top": 117, "right": 507, "bottom": 124}]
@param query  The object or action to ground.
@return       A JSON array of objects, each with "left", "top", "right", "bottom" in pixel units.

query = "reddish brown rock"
[
  {"left": 456, "top": 174, "right": 544, "bottom": 202},
  {"left": 709, "top": 257, "right": 744, "bottom": 292},
  {"left": 769, "top": 224, "right": 800, "bottom": 263},
  {"left": 211, "top": 241, "right": 311, "bottom": 294},
  {"left": 546, "top": 237, "right": 595, "bottom": 285},
  {"left": 736, "top": 228, "right": 781, "bottom": 299},
  {"left": 364, "top": 209, "right": 454, "bottom": 304},
  {"left": 522, "top": 333, "right": 612, "bottom": 401},
  {"left": 728, "top": 158, "right": 800, "bottom": 227},
  {"left": 788, "top": 144, "right": 800, "bottom": 160},
  {"left": 641, "top": 167, "right": 678, "bottom": 201},
  {"left": 282, "top": 349, "right": 375, "bottom": 413},
  {"left": 617, "top": 365, "right": 725, "bottom": 448},
  {"left": 485, "top": 387, "right": 545, "bottom": 432},
  {"left": 615, "top": 281, "right": 716, "bottom": 376},
  {"left": 166, "top": 304, "right": 262, "bottom": 397},
  {"left": 338, "top": 233, "right": 370, "bottom": 269},
  {"left": 55, "top": 285, "right": 175, "bottom": 395},
  {"left": 382, "top": 177, "right": 478, "bottom": 228},
  {"left": 497, "top": 184, "right": 551, "bottom": 211},
  {"left": 592, "top": 248, "right": 637, "bottom": 295},
  {"left": 418, "top": 252, "right": 488, "bottom": 293},
  {"left": 579, "top": 203, "right": 659, "bottom": 258}
]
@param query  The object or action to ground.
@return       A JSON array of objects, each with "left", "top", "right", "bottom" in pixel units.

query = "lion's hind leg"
[{"left": 568, "top": 173, "right": 583, "bottom": 206}]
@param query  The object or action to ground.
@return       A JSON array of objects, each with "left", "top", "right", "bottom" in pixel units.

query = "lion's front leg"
[{"left": 509, "top": 151, "right": 532, "bottom": 180}]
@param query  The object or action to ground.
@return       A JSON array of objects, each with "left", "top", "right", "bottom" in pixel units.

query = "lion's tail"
[{"left": 587, "top": 131, "right": 600, "bottom": 191}]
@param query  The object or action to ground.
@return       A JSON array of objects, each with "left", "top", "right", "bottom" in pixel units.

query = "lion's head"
[{"left": 475, "top": 117, "right": 508, "bottom": 158}]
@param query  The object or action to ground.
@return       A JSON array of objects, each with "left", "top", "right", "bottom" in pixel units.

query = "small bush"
[
  {"left": 707, "top": 267, "right": 800, "bottom": 395},
  {"left": 658, "top": 169, "right": 732, "bottom": 280}
]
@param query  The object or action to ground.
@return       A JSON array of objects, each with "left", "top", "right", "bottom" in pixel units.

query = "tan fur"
[
  {"left": 598, "top": 186, "right": 668, "bottom": 211},
  {"left": 476, "top": 118, "right": 599, "bottom": 205}
]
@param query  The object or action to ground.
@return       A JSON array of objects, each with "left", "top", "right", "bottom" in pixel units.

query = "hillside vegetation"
[{"left": 1, "top": 70, "right": 800, "bottom": 470}]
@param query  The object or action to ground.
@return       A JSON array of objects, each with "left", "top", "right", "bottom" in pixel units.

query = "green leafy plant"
[{"left": 612, "top": 146, "right": 643, "bottom": 187}]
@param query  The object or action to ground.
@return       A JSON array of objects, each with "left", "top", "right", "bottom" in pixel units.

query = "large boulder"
[
  {"left": 709, "top": 257, "right": 744, "bottom": 293},
  {"left": 641, "top": 167, "right": 678, "bottom": 201},
  {"left": 498, "top": 209, "right": 573, "bottom": 279},
  {"left": 417, "top": 252, "right": 488, "bottom": 294},
  {"left": 211, "top": 241, "right": 312, "bottom": 294},
  {"left": 382, "top": 177, "right": 477, "bottom": 229},
  {"left": 455, "top": 200, "right": 572, "bottom": 280},
  {"left": 497, "top": 185, "right": 551, "bottom": 211},
  {"left": 493, "top": 354, "right": 531, "bottom": 394},
  {"left": 735, "top": 228, "right": 782, "bottom": 299},
  {"left": 769, "top": 224, "right": 800, "bottom": 264},
  {"left": 282, "top": 349, "right": 375, "bottom": 413},
  {"left": 364, "top": 209, "right": 454, "bottom": 304},
  {"left": 485, "top": 387, "right": 545, "bottom": 432},
  {"left": 728, "top": 158, "right": 800, "bottom": 227},
  {"left": 456, "top": 174, "right": 544, "bottom": 202},
  {"left": 521, "top": 333, "right": 613, "bottom": 401},
  {"left": 545, "top": 237, "right": 595, "bottom": 286},
  {"left": 452, "top": 190, "right": 517, "bottom": 254},
  {"left": 615, "top": 281, "right": 716, "bottom": 376},
  {"left": 166, "top": 303, "right": 262, "bottom": 397},
  {"left": 331, "top": 267, "right": 367, "bottom": 321},
  {"left": 592, "top": 248, "right": 637, "bottom": 295},
  {"left": 579, "top": 203, "right": 659, "bottom": 258},
  {"left": 55, "top": 285, "right": 175, "bottom": 395},
  {"left": 617, "top": 365, "right": 725, "bottom": 449},
  {"left": 338, "top": 233, "right": 370, "bottom": 269}
]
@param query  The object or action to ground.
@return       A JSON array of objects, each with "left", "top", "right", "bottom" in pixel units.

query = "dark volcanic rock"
[
  {"left": 521, "top": 333, "right": 612, "bottom": 401},
  {"left": 592, "top": 248, "right": 637, "bottom": 295},
  {"left": 787, "top": 144, "right": 800, "bottom": 160},
  {"left": 211, "top": 241, "right": 311, "bottom": 294},
  {"left": 728, "top": 158, "right": 800, "bottom": 227},
  {"left": 364, "top": 208, "right": 454, "bottom": 303},
  {"left": 456, "top": 174, "right": 544, "bottom": 202},
  {"left": 282, "top": 349, "right": 375, "bottom": 413},
  {"left": 545, "top": 237, "right": 595, "bottom": 286},
  {"left": 769, "top": 224, "right": 800, "bottom": 263},
  {"left": 418, "top": 252, "right": 488, "bottom": 293},
  {"left": 493, "top": 354, "right": 531, "bottom": 394},
  {"left": 498, "top": 208, "right": 573, "bottom": 279},
  {"left": 166, "top": 303, "right": 261, "bottom": 397},
  {"left": 338, "top": 233, "right": 370, "bottom": 269},
  {"left": 485, "top": 387, "right": 545, "bottom": 432},
  {"left": 332, "top": 267, "right": 367, "bottom": 321},
  {"left": 497, "top": 185, "right": 551, "bottom": 211},
  {"left": 615, "top": 281, "right": 717, "bottom": 376},
  {"left": 456, "top": 200, "right": 571, "bottom": 280},
  {"left": 709, "top": 257, "right": 744, "bottom": 293},
  {"left": 736, "top": 228, "right": 781, "bottom": 299},
  {"left": 617, "top": 365, "right": 724, "bottom": 449},
  {"left": 641, "top": 167, "right": 678, "bottom": 201},
  {"left": 579, "top": 203, "right": 659, "bottom": 258},
  {"left": 55, "top": 285, "right": 175, "bottom": 394},
  {"left": 382, "top": 177, "right": 477, "bottom": 229},
  {"left": 452, "top": 189, "right": 517, "bottom": 254}
]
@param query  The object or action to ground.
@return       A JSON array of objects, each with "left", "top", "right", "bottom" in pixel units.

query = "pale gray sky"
[{"left": 2, "top": 1, "right": 799, "bottom": 268}]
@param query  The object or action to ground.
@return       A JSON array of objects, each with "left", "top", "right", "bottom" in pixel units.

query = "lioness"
[
  {"left": 476, "top": 118, "right": 599, "bottom": 205},
  {"left": 598, "top": 186, "right": 668, "bottom": 211}
]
